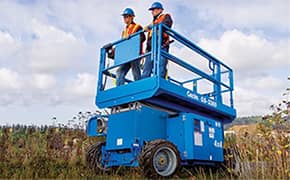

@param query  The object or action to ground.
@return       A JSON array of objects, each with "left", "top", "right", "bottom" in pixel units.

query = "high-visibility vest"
[
  {"left": 148, "top": 14, "right": 170, "bottom": 41},
  {"left": 122, "top": 23, "right": 142, "bottom": 38},
  {"left": 122, "top": 22, "right": 144, "bottom": 54}
]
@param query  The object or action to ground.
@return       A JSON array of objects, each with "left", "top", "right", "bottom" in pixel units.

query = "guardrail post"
[
  {"left": 229, "top": 70, "right": 234, "bottom": 108},
  {"left": 98, "top": 48, "right": 106, "bottom": 91},
  {"left": 156, "top": 24, "right": 162, "bottom": 78},
  {"left": 152, "top": 25, "right": 157, "bottom": 76},
  {"left": 214, "top": 63, "right": 222, "bottom": 105},
  {"left": 192, "top": 80, "right": 197, "bottom": 93}
]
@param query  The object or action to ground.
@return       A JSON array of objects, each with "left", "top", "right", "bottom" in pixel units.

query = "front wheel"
[
  {"left": 86, "top": 142, "right": 109, "bottom": 174},
  {"left": 139, "top": 139, "right": 181, "bottom": 178}
]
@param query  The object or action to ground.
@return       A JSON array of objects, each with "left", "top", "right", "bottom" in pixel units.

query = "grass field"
[{"left": 0, "top": 112, "right": 289, "bottom": 179}]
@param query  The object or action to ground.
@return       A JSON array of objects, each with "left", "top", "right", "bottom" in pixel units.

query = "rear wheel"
[
  {"left": 139, "top": 139, "right": 180, "bottom": 178},
  {"left": 86, "top": 142, "right": 109, "bottom": 174}
]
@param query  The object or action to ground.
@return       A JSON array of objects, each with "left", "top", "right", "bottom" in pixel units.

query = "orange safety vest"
[
  {"left": 148, "top": 14, "right": 170, "bottom": 41},
  {"left": 122, "top": 22, "right": 144, "bottom": 54},
  {"left": 122, "top": 23, "right": 142, "bottom": 38}
]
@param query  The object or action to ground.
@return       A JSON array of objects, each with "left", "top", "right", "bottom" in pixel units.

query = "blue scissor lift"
[{"left": 86, "top": 24, "right": 236, "bottom": 177}]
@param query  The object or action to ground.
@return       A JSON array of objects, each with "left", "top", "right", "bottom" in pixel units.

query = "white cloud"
[
  {"left": 248, "top": 76, "right": 285, "bottom": 92},
  {"left": 31, "top": 73, "right": 57, "bottom": 89},
  {"left": 45, "top": 1, "right": 152, "bottom": 39},
  {"left": 0, "top": 68, "right": 22, "bottom": 90},
  {"left": 0, "top": 68, "right": 24, "bottom": 106},
  {"left": 234, "top": 75, "right": 287, "bottom": 116},
  {"left": 65, "top": 73, "right": 96, "bottom": 97},
  {"left": 0, "top": 31, "right": 21, "bottom": 61},
  {"left": 198, "top": 29, "right": 290, "bottom": 75},
  {"left": 234, "top": 86, "right": 274, "bottom": 116},
  {"left": 28, "top": 20, "right": 88, "bottom": 73},
  {"left": 179, "top": 0, "right": 289, "bottom": 31}
]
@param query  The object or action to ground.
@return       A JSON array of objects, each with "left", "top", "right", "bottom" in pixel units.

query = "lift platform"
[{"left": 96, "top": 24, "right": 236, "bottom": 123}]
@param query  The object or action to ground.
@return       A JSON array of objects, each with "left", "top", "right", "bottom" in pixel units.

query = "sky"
[{"left": 0, "top": 0, "right": 289, "bottom": 126}]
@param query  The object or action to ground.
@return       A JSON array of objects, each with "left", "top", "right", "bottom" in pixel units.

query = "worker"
[
  {"left": 116, "top": 8, "right": 145, "bottom": 86},
  {"left": 142, "top": 2, "right": 173, "bottom": 79}
]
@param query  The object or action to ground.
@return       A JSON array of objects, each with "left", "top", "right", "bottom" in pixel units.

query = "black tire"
[
  {"left": 86, "top": 142, "right": 109, "bottom": 174},
  {"left": 139, "top": 139, "right": 181, "bottom": 178}
]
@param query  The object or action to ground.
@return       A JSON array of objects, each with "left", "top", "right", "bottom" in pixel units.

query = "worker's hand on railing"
[
  {"left": 103, "top": 43, "right": 113, "bottom": 50},
  {"left": 122, "top": 34, "right": 130, "bottom": 40},
  {"left": 162, "top": 40, "right": 175, "bottom": 48},
  {"left": 143, "top": 23, "right": 153, "bottom": 32},
  {"left": 107, "top": 48, "right": 115, "bottom": 59}
]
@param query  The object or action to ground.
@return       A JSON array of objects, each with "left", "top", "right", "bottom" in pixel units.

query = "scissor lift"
[{"left": 86, "top": 24, "right": 236, "bottom": 177}]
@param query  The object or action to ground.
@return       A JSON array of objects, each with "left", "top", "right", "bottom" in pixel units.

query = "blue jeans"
[
  {"left": 116, "top": 60, "right": 141, "bottom": 86},
  {"left": 142, "top": 46, "right": 169, "bottom": 78}
]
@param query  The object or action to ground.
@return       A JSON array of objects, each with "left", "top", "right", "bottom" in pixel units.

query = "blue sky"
[{"left": 0, "top": 0, "right": 289, "bottom": 125}]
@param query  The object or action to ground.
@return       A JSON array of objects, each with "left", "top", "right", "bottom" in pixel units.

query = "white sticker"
[
  {"left": 117, "top": 138, "right": 123, "bottom": 146},
  {"left": 200, "top": 121, "right": 204, "bottom": 132},
  {"left": 194, "top": 132, "right": 203, "bottom": 146},
  {"left": 214, "top": 140, "right": 223, "bottom": 148},
  {"left": 209, "top": 127, "right": 215, "bottom": 139},
  {"left": 215, "top": 122, "right": 221, "bottom": 128}
]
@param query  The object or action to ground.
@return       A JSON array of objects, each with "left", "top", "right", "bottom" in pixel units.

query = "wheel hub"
[
  {"left": 159, "top": 157, "right": 166, "bottom": 165},
  {"left": 153, "top": 147, "right": 177, "bottom": 176}
]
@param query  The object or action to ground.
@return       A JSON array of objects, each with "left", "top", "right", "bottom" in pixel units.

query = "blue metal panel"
[
  {"left": 183, "top": 114, "right": 194, "bottom": 160},
  {"left": 167, "top": 113, "right": 224, "bottom": 162},
  {"left": 189, "top": 113, "right": 224, "bottom": 162},
  {"left": 166, "top": 114, "right": 195, "bottom": 160},
  {"left": 157, "top": 79, "right": 236, "bottom": 122},
  {"left": 96, "top": 76, "right": 236, "bottom": 121},
  {"left": 211, "top": 121, "right": 224, "bottom": 161},
  {"left": 100, "top": 106, "right": 168, "bottom": 167},
  {"left": 96, "top": 77, "right": 158, "bottom": 108},
  {"left": 114, "top": 35, "right": 140, "bottom": 66},
  {"left": 87, "top": 116, "right": 98, "bottom": 137},
  {"left": 166, "top": 115, "right": 187, "bottom": 160},
  {"left": 103, "top": 149, "right": 140, "bottom": 167},
  {"left": 104, "top": 52, "right": 151, "bottom": 73},
  {"left": 106, "top": 106, "right": 167, "bottom": 150},
  {"left": 106, "top": 111, "right": 137, "bottom": 150}
]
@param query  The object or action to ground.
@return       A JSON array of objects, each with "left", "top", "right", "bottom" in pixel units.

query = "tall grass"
[
  {"left": 224, "top": 110, "right": 290, "bottom": 179},
  {"left": 0, "top": 112, "right": 289, "bottom": 178}
]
